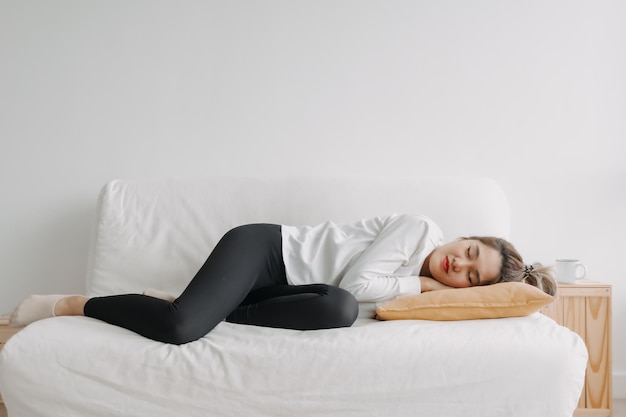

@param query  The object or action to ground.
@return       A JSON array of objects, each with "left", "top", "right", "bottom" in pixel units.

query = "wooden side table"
[
  {"left": 0, "top": 314, "right": 22, "bottom": 405},
  {"left": 541, "top": 280, "right": 612, "bottom": 417}
]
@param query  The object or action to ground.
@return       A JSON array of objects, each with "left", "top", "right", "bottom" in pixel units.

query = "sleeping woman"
[{"left": 10, "top": 214, "right": 555, "bottom": 344}]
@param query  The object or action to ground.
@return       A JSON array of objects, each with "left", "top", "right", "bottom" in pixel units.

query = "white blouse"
[{"left": 281, "top": 214, "right": 443, "bottom": 302}]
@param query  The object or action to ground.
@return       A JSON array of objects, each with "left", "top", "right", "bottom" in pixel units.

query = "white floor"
[{"left": 1, "top": 399, "right": 625, "bottom": 417}]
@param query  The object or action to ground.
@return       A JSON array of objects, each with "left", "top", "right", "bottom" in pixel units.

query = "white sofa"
[{"left": 0, "top": 176, "right": 587, "bottom": 417}]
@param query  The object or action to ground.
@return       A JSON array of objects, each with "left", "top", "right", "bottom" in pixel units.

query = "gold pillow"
[{"left": 375, "top": 282, "right": 555, "bottom": 321}]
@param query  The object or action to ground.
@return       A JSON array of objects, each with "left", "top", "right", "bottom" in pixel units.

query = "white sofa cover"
[{"left": 0, "top": 176, "right": 587, "bottom": 417}]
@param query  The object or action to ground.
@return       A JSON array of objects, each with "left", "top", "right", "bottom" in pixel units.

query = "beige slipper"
[{"left": 9, "top": 294, "right": 68, "bottom": 328}]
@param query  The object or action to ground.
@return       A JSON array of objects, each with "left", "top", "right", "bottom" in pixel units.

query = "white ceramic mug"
[{"left": 555, "top": 259, "right": 586, "bottom": 283}]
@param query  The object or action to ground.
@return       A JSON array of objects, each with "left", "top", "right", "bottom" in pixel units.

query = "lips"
[{"left": 442, "top": 256, "right": 449, "bottom": 273}]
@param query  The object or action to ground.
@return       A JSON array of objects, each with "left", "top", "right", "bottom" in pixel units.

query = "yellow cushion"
[{"left": 375, "top": 282, "right": 555, "bottom": 321}]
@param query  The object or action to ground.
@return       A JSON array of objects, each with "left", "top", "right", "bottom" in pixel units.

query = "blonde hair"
[{"left": 463, "top": 237, "right": 557, "bottom": 296}]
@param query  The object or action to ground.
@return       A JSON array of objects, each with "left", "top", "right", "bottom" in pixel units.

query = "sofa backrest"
[{"left": 86, "top": 176, "right": 510, "bottom": 297}]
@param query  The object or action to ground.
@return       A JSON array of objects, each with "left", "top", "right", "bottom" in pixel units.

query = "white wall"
[{"left": 1, "top": 0, "right": 624, "bottom": 396}]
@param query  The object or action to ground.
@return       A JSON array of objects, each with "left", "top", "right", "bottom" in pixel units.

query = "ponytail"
[{"left": 520, "top": 263, "right": 557, "bottom": 297}]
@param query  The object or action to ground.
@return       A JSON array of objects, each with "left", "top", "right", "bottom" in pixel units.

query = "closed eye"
[
  {"left": 467, "top": 245, "right": 481, "bottom": 286},
  {"left": 475, "top": 244, "right": 481, "bottom": 285},
  {"left": 466, "top": 246, "right": 472, "bottom": 284}
]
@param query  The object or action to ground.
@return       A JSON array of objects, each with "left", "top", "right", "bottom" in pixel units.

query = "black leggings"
[{"left": 84, "top": 224, "right": 359, "bottom": 344}]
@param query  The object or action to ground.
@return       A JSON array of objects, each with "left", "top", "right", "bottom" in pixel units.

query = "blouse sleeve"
[{"left": 338, "top": 214, "right": 437, "bottom": 302}]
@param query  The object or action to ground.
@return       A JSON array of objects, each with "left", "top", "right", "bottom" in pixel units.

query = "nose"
[{"left": 453, "top": 258, "right": 471, "bottom": 272}]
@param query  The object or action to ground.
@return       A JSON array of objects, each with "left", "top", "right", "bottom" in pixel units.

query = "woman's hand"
[{"left": 419, "top": 276, "right": 454, "bottom": 292}]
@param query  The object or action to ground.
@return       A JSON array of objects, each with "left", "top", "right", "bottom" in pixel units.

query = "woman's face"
[{"left": 426, "top": 239, "right": 502, "bottom": 288}]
